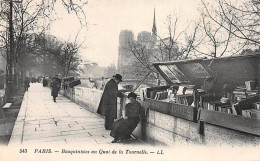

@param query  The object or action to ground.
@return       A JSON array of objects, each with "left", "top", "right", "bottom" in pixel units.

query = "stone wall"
[
  {"left": 133, "top": 109, "right": 260, "bottom": 147},
  {"left": 74, "top": 87, "right": 103, "bottom": 113},
  {"left": 133, "top": 109, "right": 203, "bottom": 146},
  {"left": 203, "top": 123, "right": 260, "bottom": 146},
  {"left": 61, "top": 87, "right": 73, "bottom": 100},
  {"left": 61, "top": 87, "right": 122, "bottom": 119},
  {"left": 61, "top": 87, "right": 260, "bottom": 147}
]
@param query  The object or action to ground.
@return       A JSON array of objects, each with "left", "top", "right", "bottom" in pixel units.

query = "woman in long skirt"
[{"left": 110, "top": 92, "right": 144, "bottom": 143}]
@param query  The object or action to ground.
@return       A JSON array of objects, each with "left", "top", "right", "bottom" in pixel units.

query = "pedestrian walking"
[
  {"left": 24, "top": 77, "right": 30, "bottom": 91},
  {"left": 110, "top": 92, "right": 145, "bottom": 143},
  {"left": 55, "top": 74, "right": 62, "bottom": 85},
  {"left": 43, "top": 77, "right": 48, "bottom": 87},
  {"left": 50, "top": 77, "right": 60, "bottom": 102},
  {"left": 97, "top": 74, "right": 124, "bottom": 130}
]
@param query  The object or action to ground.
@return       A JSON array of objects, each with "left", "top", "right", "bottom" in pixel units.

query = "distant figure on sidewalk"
[
  {"left": 55, "top": 74, "right": 62, "bottom": 85},
  {"left": 50, "top": 77, "right": 60, "bottom": 102},
  {"left": 97, "top": 74, "right": 124, "bottom": 130},
  {"left": 43, "top": 77, "right": 48, "bottom": 87},
  {"left": 110, "top": 92, "right": 145, "bottom": 143},
  {"left": 24, "top": 77, "right": 30, "bottom": 91}
]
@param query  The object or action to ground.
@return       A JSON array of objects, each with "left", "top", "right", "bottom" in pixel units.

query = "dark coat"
[
  {"left": 24, "top": 79, "right": 30, "bottom": 88},
  {"left": 43, "top": 78, "right": 48, "bottom": 87},
  {"left": 51, "top": 80, "right": 60, "bottom": 97},
  {"left": 110, "top": 101, "right": 144, "bottom": 139},
  {"left": 97, "top": 79, "right": 123, "bottom": 119}
]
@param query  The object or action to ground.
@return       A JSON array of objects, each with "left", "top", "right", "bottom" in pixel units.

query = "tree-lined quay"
[{"left": 0, "top": 0, "right": 260, "bottom": 157}]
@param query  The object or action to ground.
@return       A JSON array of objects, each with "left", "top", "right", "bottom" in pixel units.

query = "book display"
[
  {"left": 199, "top": 81, "right": 260, "bottom": 116},
  {"left": 142, "top": 85, "right": 197, "bottom": 121},
  {"left": 141, "top": 54, "right": 260, "bottom": 136}
]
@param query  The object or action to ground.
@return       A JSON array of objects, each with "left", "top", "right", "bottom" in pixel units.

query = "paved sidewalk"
[{"left": 8, "top": 83, "right": 151, "bottom": 147}]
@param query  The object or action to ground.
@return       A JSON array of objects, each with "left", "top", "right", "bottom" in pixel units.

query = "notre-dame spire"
[{"left": 152, "top": 7, "right": 157, "bottom": 36}]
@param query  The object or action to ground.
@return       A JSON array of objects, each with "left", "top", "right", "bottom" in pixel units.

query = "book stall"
[{"left": 140, "top": 54, "right": 260, "bottom": 137}]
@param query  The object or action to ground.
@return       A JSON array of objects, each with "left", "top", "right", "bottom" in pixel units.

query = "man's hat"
[
  {"left": 127, "top": 92, "right": 137, "bottom": 99},
  {"left": 113, "top": 74, "right": 122, "bottom": 82}
]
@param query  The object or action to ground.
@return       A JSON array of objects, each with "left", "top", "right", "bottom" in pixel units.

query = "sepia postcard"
[{"left": 0, "top": 0, "right": 260, "bottom": 161}]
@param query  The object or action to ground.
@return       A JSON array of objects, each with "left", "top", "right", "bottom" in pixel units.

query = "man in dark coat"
[
  {"left": 51, "top": 77, "right": 60, "bottom": 102},
  {"left": 43, "top": 77, "right": 48, "bottom": 87},
  {"left": 24, "top": 77, "right": 30, "bottom": 91},
  {"left": 97, "top": 74, "right": 124, "bottom": 130}
]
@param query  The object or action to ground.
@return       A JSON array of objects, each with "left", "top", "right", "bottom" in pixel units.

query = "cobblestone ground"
[{"left": 9, "top": 83, "right": 152, "bottom": 148}]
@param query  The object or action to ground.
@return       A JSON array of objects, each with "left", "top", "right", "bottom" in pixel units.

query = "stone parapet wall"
[
  {"left": 74, "top": 87, "right": 103, "bottom": 113},
  {"left": 61, "top": 87, "right": 73, "bottom": 100},
  {"left": 61, "top": 87, "right": 122, "bottom": 119},
  {"left": 133, "top": 109, "right": 203, "bottom": 146},
  {"left": 61, "top": 87, "right": 260, "bottom": 147},
  {"left": 133, "top": 109, "right": 260, "bottom": 147},
  {"left": 203, "top": 123, "right": 260, "bottom": 146}
]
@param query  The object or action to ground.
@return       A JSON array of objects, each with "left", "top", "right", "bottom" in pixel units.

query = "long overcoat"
[
  {"left": 51, "top": 80, "right": 60, "bottom": 97},
  {"left": 43, "top": 78, "right": 48, "bottom": 87},
  {"left": 24, "top": 78, "right": 30, "bottom": 88},
  {"left": 97, "top": 79, "right": 122, "bottom": 119}
]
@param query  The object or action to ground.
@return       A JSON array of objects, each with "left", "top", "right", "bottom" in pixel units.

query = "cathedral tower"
[
  {"left": 117, "top": 30, "right": 134, "bottom": 78},
  {"left": 152, "top": 7, "right": 157, "bottom": 42}
]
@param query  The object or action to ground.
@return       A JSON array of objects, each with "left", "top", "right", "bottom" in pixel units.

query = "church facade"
[
  {"left": 117, "top": 8, "right": 179, "bottom": 81},
  {"left": 117, "top": 9, "right": 158, "bottom": 80}
]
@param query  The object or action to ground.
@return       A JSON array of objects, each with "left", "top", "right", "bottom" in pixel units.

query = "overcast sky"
[{"left": 49, "top": 0, "right": 202, "bottom": 67}]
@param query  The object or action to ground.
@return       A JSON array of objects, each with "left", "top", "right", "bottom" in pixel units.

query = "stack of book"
[
  {"left": 202, "top": 101, "right": 232, "bottom": 114},
  {"left": 202, "top": 101, "right": 221, "bottom": 111},
  {"left": 241, "top": 94, "right": 260, "bottom": 118},
  {"left": 245, "top": 80, "right": 259, "bottom": 97},
  {"left": 233, "top": 87, "right": 247, "bottom": 102},
  {"left": 185, "top": 88, "right": 194, "bottom": 95},
  {"left": 175, "top": 94, "right": 194, "bottom": 105},
  {"left": 246, "top": 90, "right": 259, "bottom": 97},
  {"left": 217, "top": 105, "right": 232, "bottom": 114},
  {"left": 154, "top": 91, "right": 168, "bottom": 100},
  {"left": 245, "top": 80, "right": 256, "bottom": 91}
]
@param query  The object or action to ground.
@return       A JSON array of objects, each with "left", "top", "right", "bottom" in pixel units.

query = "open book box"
[{"left": 141, "top": 54, "right": 260, "bottom": 136}]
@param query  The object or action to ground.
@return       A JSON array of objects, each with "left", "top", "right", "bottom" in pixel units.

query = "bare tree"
[
  {"left": 0, "top": 0, "right": 88, "bottom": 88},
  {"left": 153, "top": 14, "right": 203, "bottom": 60},
  {"left": 30, "top": 33, "right": 83, "bottom": 77},
  {"left": 197, "top": 8, "right": 233, "bottom": 58},
  {"left": 127, "top": 40, "right": 158, "bottom": 80},
  {"left": 126, "top": 13, "right": 202, "bottom": 80},
  {"left": 200, "top": 0, "right": 260, "bottom": 56},
  {"left": 174, "top": 21, "right": 204, "bottom": 59},
  {"left": 59, "top": 41, "right": 81, "bottom": 77}
]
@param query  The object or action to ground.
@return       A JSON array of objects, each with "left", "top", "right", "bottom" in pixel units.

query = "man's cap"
[
  {"left": 113, "top": 74, "right": 122, "bottom": 82},
  {"left": 127, "top": 92, "right": 137, "bottom": 99}
]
